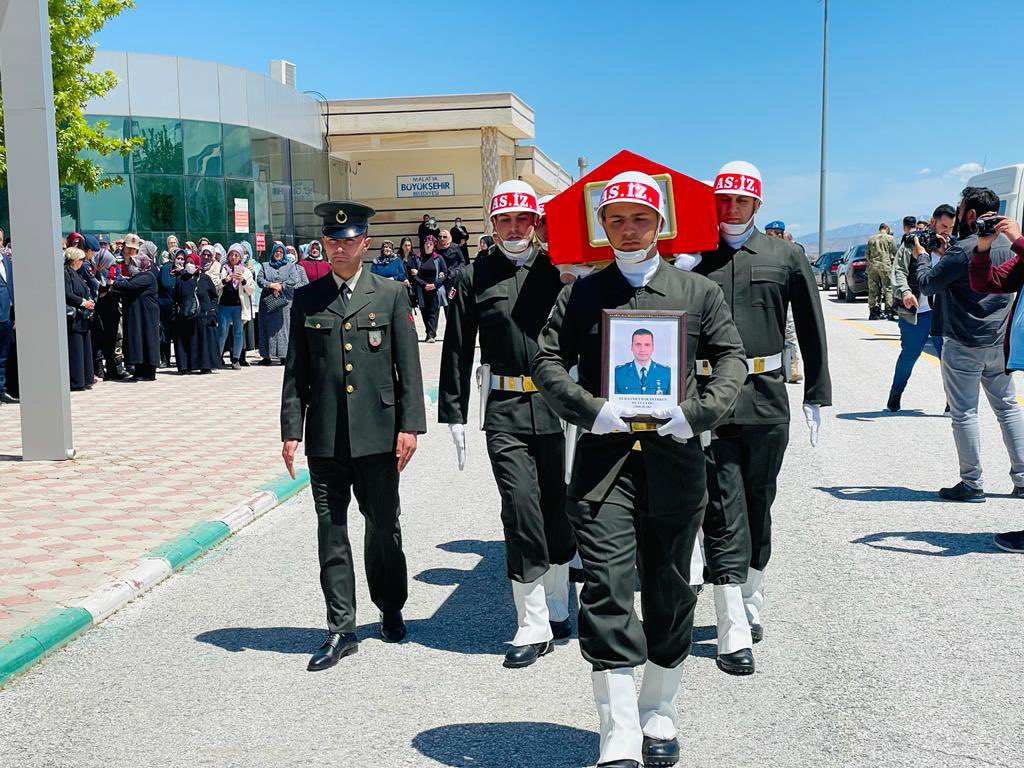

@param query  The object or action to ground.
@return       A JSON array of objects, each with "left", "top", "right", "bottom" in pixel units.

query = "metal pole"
[
  {"left": 0, "top": 0, "right": 75, "bottom": 460},
  {"left": 817, "top": 0, "right": 829, "bottom": 260}
]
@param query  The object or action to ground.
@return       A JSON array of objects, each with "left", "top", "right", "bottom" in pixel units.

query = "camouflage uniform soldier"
[{"left": 865, "top": 223, "right": 897, "bottom": 320}]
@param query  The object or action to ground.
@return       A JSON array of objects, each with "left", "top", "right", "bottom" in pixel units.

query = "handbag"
[{"left": 262, "top": 292, "right": 289, "bottom": 313}]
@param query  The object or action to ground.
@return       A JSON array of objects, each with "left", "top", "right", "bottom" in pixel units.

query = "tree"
[{"left": 0, "top": 0, "right": 141, "bottom": 192}]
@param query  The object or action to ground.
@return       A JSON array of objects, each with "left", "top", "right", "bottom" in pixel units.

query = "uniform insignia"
[
  {"left": 369, "top": 329, "right": 382, "bottom": 347},
  {"left": 335, "top": 209, "right": 348, "bottom": 224}
]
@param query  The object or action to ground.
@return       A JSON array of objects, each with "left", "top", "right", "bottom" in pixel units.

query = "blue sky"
[{"left": 95, "top": 0, "right": 1024, "bottom": 236}]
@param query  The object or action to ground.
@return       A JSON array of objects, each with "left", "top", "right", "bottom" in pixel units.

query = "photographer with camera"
[
  {"left": 968, "top": 213, "right": 1024, "bottom": 551},
  {"left": 886, "top": 205, "right": 956, "bottom": 411},
  {"left": 916, "top": 187, "right": 1024, "bottom": 503}
]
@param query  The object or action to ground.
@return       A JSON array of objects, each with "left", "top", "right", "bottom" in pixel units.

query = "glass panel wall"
[
  {"left": 291, "top": 141, "right": 330, "bottom": 242},
  {"left": 183, "top": 120, "right": 223, "bottom": 177},
  {"left": 223, "top": 125, "right": 253, "bottom": 180},
  {"left": 185, "top": 177, "right": 226, "bottom": 235},
  {"left": 131, "top": 117, "right": 184, "bottom": 175},
  {"left": 136, "top": 175, "right": 185, "bottom": 233},
  {"left": 77, "top": 174, "right": 133, "bottom": 233}
]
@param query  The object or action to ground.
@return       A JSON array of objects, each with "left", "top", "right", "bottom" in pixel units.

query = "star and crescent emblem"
[{"left": 335, "top": 209, "right": 348, "bottom": 224}]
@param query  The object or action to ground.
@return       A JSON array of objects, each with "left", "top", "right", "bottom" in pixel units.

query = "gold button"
[
  {"left": 346, "top": 384, "right": 354, "bottom": 393},
  {"left": 344, "top": 322, "right": 352, "bottom": 330},
  {"left": 315, "top": 323, "right": 321, "bottom": 329},
  {"left": 345, "top": 363, "right": 353, "bottom": 372},
  {"left": 344, "top": 342, "right": 352, "bottom": 351}
]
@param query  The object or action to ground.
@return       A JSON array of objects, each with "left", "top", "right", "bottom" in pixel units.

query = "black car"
[
  {"left": 811, "top": 250, "right": 844, "bottom": 290},
  {"left": 835, "top": 244, "right": 868, "bottom": 301}
]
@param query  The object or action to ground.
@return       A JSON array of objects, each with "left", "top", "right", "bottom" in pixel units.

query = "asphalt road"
[{"left": 2, "top": 292, "right": 1023, "bottom": 768}]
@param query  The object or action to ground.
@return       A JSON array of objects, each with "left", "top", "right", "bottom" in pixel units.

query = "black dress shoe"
[
  {"left": 886, "top": 391, "right": 901, "bottom": 412},
  {"left": 939, "top": 481, "right": 985, "bottom": 503},
  {"left": 307, "top": 632, "right": 358, "bottom": 671},
  {"left": 106, "top": 370, "right": 133, "bottom": 382},
  {"left": 550, "top": 618, "right": 572, "bottom": 640},
  {"left": 503, "top": 640, "right": 552, "bottom": 668},
  {"left": 380, "top": 611, "right": 407, "bottom": 643},
  {"left": 750, "top": 623, "right": 764, "bottom": 643},
  {"left": 569, "top": 566, "right": 585, "bottom": 583},
  {"left": 642, "top": 735, "right": 680, "bottom": 766},
  {"left": 716, "top": 647, "right": 755, "bottom": 676}
]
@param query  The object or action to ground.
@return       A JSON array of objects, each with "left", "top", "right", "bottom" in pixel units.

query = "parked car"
[
  {"left": 835, "top": 244, "right": 868, "bottom": 301},
  {"left": 811, "top": 250, "right": 844, "bottom": 290}
]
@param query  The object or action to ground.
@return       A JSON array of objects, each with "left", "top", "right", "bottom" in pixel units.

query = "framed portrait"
[
  {"left": 600, "top": 310, "right": 688, "bottom": 421},
  {"left": 583, "top": 173, "right": 678, "bottom": 248}
]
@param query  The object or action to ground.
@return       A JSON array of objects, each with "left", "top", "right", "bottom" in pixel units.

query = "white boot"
[
  {"left": 713, "top": 584, "right": 752, "bottom": 654},
  {"left": 592, "top": 667, "right": 643, "bottom": 765},
  {"left": 638, "top": 660, "right": 684, "bottom": 739},
  {"left": 741, "top": 567, "right": 766, "bottom": 628},
  {"left": 688, "top": 531, "right": 706, "bottom": 588},
  {"left": 510, "top": 577, "right": 553, "bottom": 646},
  {"left": 542, "top": 563, "right": 570, "bottom": 623}
]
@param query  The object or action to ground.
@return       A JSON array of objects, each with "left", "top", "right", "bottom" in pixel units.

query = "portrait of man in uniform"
[{"left": 614, "top": 328, "right": 672, "bottom": 395}]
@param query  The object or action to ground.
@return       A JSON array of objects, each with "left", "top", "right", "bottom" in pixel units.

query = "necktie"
[
  {"left": 640, "top": 367, "right": 647, "bottom": 392},
  {"left": 340, "top": 282, "right": 350, "bottom": 307}
]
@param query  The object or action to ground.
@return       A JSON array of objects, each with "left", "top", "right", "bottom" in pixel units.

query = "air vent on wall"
[{"left": 269, "top": 59, "right": 296, "bottom": 88}]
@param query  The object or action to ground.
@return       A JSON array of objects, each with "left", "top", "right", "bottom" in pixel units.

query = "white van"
[{"left": 965, "top": 164, "right": 1024, "bottom": 221}]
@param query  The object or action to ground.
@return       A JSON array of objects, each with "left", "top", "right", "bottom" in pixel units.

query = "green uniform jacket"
[
  {"left": 281, "top": 271, "right": 427, "bottom": 458},
  {"left": 866, "top": 232, "right": 897, "bottom": 266},
  {"left": 438, "top": 247, "right": 563, "bottom": 435},
  {"left": 532, "top": 260, "right": 747, "bottom": 510},
  {"left": 695, "top": 229, "right": 832, "bottom": 425}
]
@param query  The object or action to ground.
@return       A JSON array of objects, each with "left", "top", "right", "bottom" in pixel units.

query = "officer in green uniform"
[
  {"left": 533, "top": 170, "right": 746, "bottom": 768},
  {"left": 690, "top": 161, "right": 831, "bottom": 676},
  {"left": 439, "top": 179, "right": 576, "bottom": 670},
  {"left": 281, "top": 200, "right": 426, "bottom": 672},
  {"left": 866, "top": 222, "right": 898, "bottom": 320}
]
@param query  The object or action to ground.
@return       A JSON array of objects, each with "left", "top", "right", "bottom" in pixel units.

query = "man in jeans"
[
  {"left": 887, "top": 205, "right": 956, "bottom": 411},
  {"left": 917, "top": 186, "right": 1024, "bottom": 502}
]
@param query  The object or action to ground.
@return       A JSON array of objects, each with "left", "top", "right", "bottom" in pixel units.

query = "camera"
[
  {"left": 973, "top": 214, "right": 1004, "bottom": 237},
  {"left": 904, "top": 228, "right": 946, "bottom": 252}
]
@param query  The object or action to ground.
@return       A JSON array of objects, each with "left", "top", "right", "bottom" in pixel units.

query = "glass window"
[
  {"left": 131, "top": 117, "right": 183, "bottom": 175},
  {"left": 183, "top": 120, "right": 222, "bottom": 177},
  {"left": 136, "top": 175, "right": 185, "bottom": 233},
  {"left": 223, "top": 125, "right": 253, "bottom": 180},
  {"left": 78, "top": 174, "right": 133, "bottom": 233},
  {"left": 253, "top": 181, "right": 272, "bottom": 246},
  {"left": 270, "top": 183, "right": 293, "bottom": 243},
  {"left": 60, "top": 184, "right": 79, "bottom": 233},
  {"left": 251, "top": 131, "right": 289, "bottom": 185},
  {"left": 224, "top": 179, "right": 255, "bottom": 237},
  {"left": 290, "top": 142, "right": 330, "bottom": 242},
  {"left": 186, "top": 177, "right": 226, "bottom": 235},
  {"left": 80, "top": 115, "right": 132, "bottom": 175}
]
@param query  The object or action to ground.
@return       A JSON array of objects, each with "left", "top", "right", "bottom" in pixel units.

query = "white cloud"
[
  {"left": 917, "top": 167, "right": 931, "bottom": 175},
  {"left": 946, "top": 162, "right": 983, "bottom": 181}
]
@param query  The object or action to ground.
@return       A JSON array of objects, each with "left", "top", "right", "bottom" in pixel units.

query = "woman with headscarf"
[
  {"left": 256, "top": 240, "right": 308, "bottom": 364},
  {"left": 398, "top": 237, "right": 419, "bottom": 311},
  {"left": 111, "top": 246, "right": 161, "bottom": 382},
  {"left": 217, "top": 243, "right": 255, "bottom": 369},
  {"left": 240, "top": 241, "right": 260, "bottom": 366},
  {"left": 64, "top": 247, "right": 96, "bottom": 391},
  {"left": 156, "top": 249, "right": 185, "bottom": 367},
  {"left": 200, "top": 244, "right": 223, "bottom": 297},
  {"left": 141, "top": 240, "right": 160, "bottom": 271},
  {"left": 476, "top": 234, "right": 494, "bottom": 259},
  {"left": 413, "top": 234, "right": 447, "bottom": 343},
  {"left": 172, "top": 252, "right": 220, "bottom": 374},
  {"left": 299, "top": 238, "right": 330, "bottom": 282},
  {"left": 370, "top": 240, "right": 407, "bottom": 282}
]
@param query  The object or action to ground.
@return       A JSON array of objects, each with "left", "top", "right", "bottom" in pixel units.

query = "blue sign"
[{"left": 397, "top": 173, "right": 455, "bottom": 198}]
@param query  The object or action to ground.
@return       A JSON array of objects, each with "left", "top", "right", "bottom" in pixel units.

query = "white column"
[{"left": 0, "top": 0, "right": 75, "bottom": 460}]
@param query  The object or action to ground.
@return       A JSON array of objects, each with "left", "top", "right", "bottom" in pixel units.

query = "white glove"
[
  {"left": 672, "top": 253, "right": 703, "bottom": 272},
  {"left": 449, "top": 423, "right": 467, "bottom": 470},
  {"left": 591, "top": 402, "right": 637, "bottom": 435},
  {"left": 652, "top": 406, "right": 694, "bottom": 440},
  {"left": 802, "top": 403, "right": 821, "bottom": 448}
]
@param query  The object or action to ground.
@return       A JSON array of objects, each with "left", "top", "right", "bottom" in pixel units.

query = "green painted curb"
[
  {"left": 146, "top": 521, "right": 231, "bottom": 571},
  {"left": 0, "top": 608, "right": 92, "bottom": 686},
  {"left": 261, "top": 467, "right": 310, "bottom": 502}
]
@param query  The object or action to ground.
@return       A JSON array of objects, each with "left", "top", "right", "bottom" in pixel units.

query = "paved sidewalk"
[{"left": 0, "top": 312, "right": 445, "bottom": 645}]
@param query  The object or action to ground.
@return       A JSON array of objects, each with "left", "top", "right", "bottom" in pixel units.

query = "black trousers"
[
  {"left": 709, "top": 423, "right": 790, "bottom": 572},
  {"left": 96, "top": 293, "right": 121, "bottom": 374},
  {"left": 700, "top": 445, "right": 751, "bottom": 585},
  {"left": 569, "top": 451, "right": 702, "bottom": 671},
  {"left": 420, "top": 292, "right": 441, "bottom": 339},
  {"left": 485, "top": 430, "right": 574, "bottom": 583},
  {"left": 67, "top": 327, "right": 94, "bottom": 390},
  {"left": 307, "top": 453, "right": 408, "bottom": 634}
]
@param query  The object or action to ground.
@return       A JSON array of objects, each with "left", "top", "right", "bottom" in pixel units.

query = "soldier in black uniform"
[
  {"left": 281, "top": 200, "right": 427, "bottom": 672},
  {"left": 439, "top": 179, "right": 576, "bottom": 669},
  {"left": 533, "top": 171, "right": 746, "bottom": 768},
  {"left": 691, "top": 161, "right": 831, "bottom": 674}
]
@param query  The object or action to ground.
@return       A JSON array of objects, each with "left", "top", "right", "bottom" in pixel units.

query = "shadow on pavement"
[
  {"left": 412, "top": 722, "right": 597, "bottom": 768},
  {"left": 816, "top": 485, "right": 937, "bottom": 502},
  {"left": 690, "top": 623, "right": 718, "bottom": 659},
  {"left": 851, "top": 530, "right": 998, "bottom": 556},
  {"left": 196, "top": 539, "right": 524, "bottom": 658},
  {"left": 836, "top": 410, "right": 945, "bottom": 421}
]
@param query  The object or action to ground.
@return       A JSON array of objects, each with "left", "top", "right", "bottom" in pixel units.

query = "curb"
[{"left": 0, "top": 468, "right": 311, "bottom": 688}]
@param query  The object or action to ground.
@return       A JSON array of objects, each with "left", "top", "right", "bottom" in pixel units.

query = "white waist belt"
[
  {"left": 696, "top": 352, "right": 783, "bottom": 377},
  {"left": 489, "top": 374, "right": 538, "bottom": 393}
]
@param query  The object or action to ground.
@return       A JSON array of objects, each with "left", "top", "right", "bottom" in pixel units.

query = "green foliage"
[{"left": 0, "top": 0, "right": 140, "bottom": 192}]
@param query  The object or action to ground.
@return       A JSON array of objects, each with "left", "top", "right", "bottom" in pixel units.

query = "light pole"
[
  {"left": 577, "top": 156, "right": 588, "bottom": 180},
  {"left": 817, "top": 0, "right": 829, "bottom": 261}
]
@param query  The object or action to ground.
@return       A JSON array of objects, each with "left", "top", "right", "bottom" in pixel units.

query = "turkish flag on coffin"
[{"left": 544, "top": 150, "right": 720, "bottom": 265}]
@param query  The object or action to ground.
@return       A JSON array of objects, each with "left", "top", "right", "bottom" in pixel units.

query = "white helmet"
[
  {"left": 713, "top": 160, "right": 763, "bottom": 202},
  {"left": 489, "top": 180, "right": 540, "bottom": 218},
  {"left": 597, "top": 171, "right": 664, "bottom": 218},
  {"left": 537, "top": 194, "right": 555, "bottom": 219}
]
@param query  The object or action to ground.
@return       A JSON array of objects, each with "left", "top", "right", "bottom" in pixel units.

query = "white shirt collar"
[{"left": 331, "top": 266, "right": 362, "bottom": 293}]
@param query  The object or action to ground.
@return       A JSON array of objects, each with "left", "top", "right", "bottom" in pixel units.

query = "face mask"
[
  {"left": 285, "top": 253, "right": 296, "bottom": 263},
  {"left": 720, "top": 218, "right": 754, "bottom": 236},
  {"left": 496, "top": 236, "right": 533, "bottom": 261},
  {"left": 428, "top": 219, "right": 436, "bottom": 228},
  {"left": 185, "top": 263, "right": 198, "bottom": 275}
]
